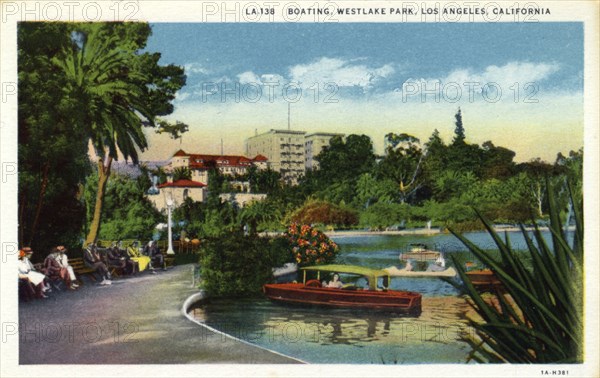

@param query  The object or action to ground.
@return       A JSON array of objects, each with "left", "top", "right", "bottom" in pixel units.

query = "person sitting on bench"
[
  {"left": 45, "top": 246, "right": 78, "bottom": 290},
  {"left": 127, "top": 241, "right": 151, "bottom": 272},
  {"left": 18, "top": 248, "right": 50, "bottom": 298},
  {"left": 107, "top": 243, "right": 138, "bottom": 275},
  {"left": 83, "top": 243, "right": 112, "bottom": 285},
  {"left": 148, "top": 241, "right": 166, "bottom": 271},
  {"left": 114, "top": 241, "right": 139, "bottom": 275},
  {"left": 56, "top": 246, "right": 79, "bottom": 286}
]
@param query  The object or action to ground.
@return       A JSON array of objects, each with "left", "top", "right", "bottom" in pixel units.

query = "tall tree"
[
  {"left": 480, "top": 141, "right": 516, "bottom": 179},
  {"left": 18, "top": 23, "right": 92, "bottom": 252},
  {"left": 377, "top": 133, "right": 425, "bottom": 204},
  {"left": 518, "top": 158, "right": 556, "bottom": 217},
  {"left": 315, "top": 134, "right": 376, "bottom": 184},
  {"left": 53, "top": 23, "right": 186, "bottom": 245},
  {"left": 446, "top": 108, "right": 486, "bottom": 177},
  {"left": 452, "top": 107, "right": 466, "bottom": 146}
]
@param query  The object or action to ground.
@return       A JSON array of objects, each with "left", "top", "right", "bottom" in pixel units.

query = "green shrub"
[
  {"left": 287, "top": 199, "right": 358, "bottom": 227},
  {"left": 359, "top": 201, "right": 411, "bottom": 229},
  {"left": 198, "top": 231, "right": 292, "bottom": 297}
]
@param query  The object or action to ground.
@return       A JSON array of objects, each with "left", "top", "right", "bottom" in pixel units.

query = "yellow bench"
[{"left": 70, "top": 257, "right": 98, "bottom": 284}]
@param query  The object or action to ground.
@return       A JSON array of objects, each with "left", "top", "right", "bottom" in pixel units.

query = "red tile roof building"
[
  {"left": 158, "top": 179, "right": 207, "bottom": 188},
  {"left": 168, "top": 150, "right": 269, "bottom": 184}
]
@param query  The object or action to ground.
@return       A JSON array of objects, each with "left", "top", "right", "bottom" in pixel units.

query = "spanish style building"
[
  {"left": 146, "top": 179, "right": 207, "bottom": 212},
  {"left": 167, "top": 149, "right": 268, "bottom": 183}
]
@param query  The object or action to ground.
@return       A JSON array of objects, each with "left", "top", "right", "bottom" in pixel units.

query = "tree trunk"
[
  {"left": 28, "top": 162, "right": 50, "bottom": 247},
  {"left": 536, "top": 182, "right": 543, "bottom": 217},
  {"left": 85, "top": 156, "right": 112, "bottom": 246},
  {"left": 18, "top": 191, "right": 27, "bottom": 247}
]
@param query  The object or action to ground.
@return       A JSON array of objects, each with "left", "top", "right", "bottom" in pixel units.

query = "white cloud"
[
  {"left": 174, "top": 91, "right": 190, "bottom": 102},
  {"left": 288, "top": 57, "right": 395, "bottom": 90},
  {"left": 260, "top": 74, "right": 285, "bottom": 85},
  {"left": 183, "top": 62, "right": 211, "bottom": 76},
  {"left": 237, "top": 71, "right": 261, "bottom": 85},
  {"left": 440, "top": 61, "right": 560, "bottom": 88},
  {"left": 391, "top": 61, "right": 563, "bottom": 104}
]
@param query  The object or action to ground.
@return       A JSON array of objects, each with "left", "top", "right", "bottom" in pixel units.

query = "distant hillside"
[{"left": 109, "top": 160, "right": 169, "bottom": 178}]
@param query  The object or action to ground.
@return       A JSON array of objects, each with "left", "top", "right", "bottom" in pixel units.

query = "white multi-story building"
[
  {"left": 245, "top": 129, "right": 306, "bottom": 184},
  {"left": 304, "top": 132, "right": 344, "bottom": 170}
]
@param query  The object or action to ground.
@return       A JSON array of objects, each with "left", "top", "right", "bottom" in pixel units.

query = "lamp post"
[
  {"left": 165, "top": 193, "right": 175, "bottom": 255},
  {"left": 165, "top": 172, "right": 175, "bottom": 255},
  {"left": 148, "top": 173, "right": 175, "bottom": 255}
]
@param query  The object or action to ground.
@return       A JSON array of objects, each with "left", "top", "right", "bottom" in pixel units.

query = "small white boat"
[
  {"left": 399, "top": 243, "right": 444, "bottom": 262},
  {"left": 391, "top": 243, "right": 454, "bottom": 277},
  {"left": 384, "top": 266, "right": 457, "bottom": 278}
]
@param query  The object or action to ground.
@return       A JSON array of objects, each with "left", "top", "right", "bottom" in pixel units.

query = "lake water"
[{"left": 189, "top": 230, "right": 561, "bottom": 364}]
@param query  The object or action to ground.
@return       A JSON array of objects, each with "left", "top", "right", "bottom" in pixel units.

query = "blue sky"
[{"left": 142, "top": 22, "right": 583, "bottom": 162}]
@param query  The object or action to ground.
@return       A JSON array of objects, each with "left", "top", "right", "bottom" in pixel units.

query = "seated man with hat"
[
  {"left": 83, "top": 243, "right": 112, "bottom": 285},
  {"left": 45, "top": 246, "right": 79, "bottom": 290}
]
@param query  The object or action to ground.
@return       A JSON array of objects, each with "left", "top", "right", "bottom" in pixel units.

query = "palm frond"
[{"left": 453, "top": 180, "right": 583, "bottom": 363}]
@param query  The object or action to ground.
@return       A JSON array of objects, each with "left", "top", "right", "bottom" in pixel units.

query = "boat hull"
[
  {"left": 466, "top": 269, "right": 502, "bottom": 292},
  {"left": 399, "top": 251, "right": 442, "bottom": 261},
  {"left": 384, "top": 266, "right": 457, "bottom": 277},
  {"left": 263, "top": 283, "right": 422, "bottom": 315}
]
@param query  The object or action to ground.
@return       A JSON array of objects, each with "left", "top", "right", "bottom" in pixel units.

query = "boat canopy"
[{"left": 301, "top": 264, "right": 390, "bottom": 290}]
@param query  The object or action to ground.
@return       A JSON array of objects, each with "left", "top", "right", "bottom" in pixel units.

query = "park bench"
[
  {"left": 69, "top": 257, "right": 98, "bottom": 284},
  {"left": 165, "top": 255, "right": 175, "bottom": 267}
]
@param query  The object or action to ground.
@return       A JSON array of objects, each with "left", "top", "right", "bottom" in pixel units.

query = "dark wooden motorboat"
[
  {"left": 466, "top": 269, "right": 503, "bottom": 292},
  {"left": 263, "top": 265, "right": 422, "bottom": 315}
]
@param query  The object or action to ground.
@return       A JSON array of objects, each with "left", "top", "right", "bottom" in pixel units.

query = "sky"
[{"left": 140, "top": 22, "right": 583, "bottom": 162}]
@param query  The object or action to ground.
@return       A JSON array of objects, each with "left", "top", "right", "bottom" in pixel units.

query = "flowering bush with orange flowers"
[{"left": 286, "top": 223, "right": 339, "bottom": 266}]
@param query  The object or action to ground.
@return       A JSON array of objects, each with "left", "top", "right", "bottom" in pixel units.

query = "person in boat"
[
  {"left": 327, "top": 273, "right": 344, "bottom": 288},
  {"left": 404, "top": 260, "right": 414, "bottom": 272},
  {"left": 427, "top": 255, "right": 446, "bottom": 272}
]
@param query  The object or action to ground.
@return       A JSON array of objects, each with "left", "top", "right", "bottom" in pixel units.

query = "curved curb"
[{"left": 181, "top": 291, "right": 307, "bottom": 364}]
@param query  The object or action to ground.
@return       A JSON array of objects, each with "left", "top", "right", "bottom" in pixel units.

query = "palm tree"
[
  {"left": 239, "top": 200, "right": 282, "bottom": 234},
  {"left": 172, "top": 167, "right": 192, "bottom": 181},
  {"left": 54, "top": 24, "right": 184, "bottom": 245}
]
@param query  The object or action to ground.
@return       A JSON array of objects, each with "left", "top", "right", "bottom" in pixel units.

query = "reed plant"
[{"left": 450, "top": 180, "right": 583, "bottom": 363}]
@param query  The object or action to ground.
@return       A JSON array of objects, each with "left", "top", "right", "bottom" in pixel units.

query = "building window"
[{"left": 183, "top": 189, "right": 189, "bottom": 200}]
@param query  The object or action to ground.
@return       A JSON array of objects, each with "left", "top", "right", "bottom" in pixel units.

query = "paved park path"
[{"left": 19, "top": 264, "right": 298, "bottom": 364}]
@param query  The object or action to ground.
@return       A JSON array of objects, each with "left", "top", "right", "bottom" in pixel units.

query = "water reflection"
[
  {"left": 191, "top": 297, "right": 473, "bottom": 364},
  {"left": 189, "top": 232, "right": 561, "bottom": 363}
]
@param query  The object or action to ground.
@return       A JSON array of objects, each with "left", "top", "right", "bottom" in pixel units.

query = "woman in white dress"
[{"left": 18, "top": 248, "right": 49, "bottom": 298}]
